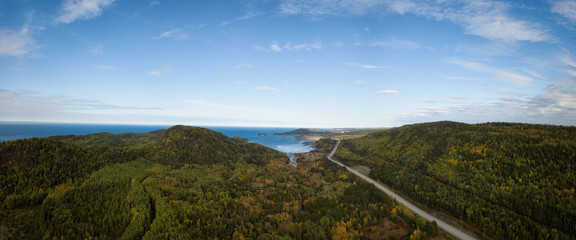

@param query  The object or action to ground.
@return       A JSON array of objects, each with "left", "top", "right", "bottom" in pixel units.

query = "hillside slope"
[
  {"left": 1, "top": 125, "right": 443, "bottom": 239},
  {"left": 335, "top": 121, "right": 576, "bottom": 239}
]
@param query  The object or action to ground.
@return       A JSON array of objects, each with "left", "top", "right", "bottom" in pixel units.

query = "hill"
[
  {"left": 0, "top": 125, "right": 438, "bottom": 239},
  {"left": 275, "top": 128, "right": 332, "bottom": 136},
  {"left": 335, "top": 121, "right": 576, "bottom": 239}
]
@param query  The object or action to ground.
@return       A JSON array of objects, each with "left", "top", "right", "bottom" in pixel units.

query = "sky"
[{"left": 1, "top": 0, "right": 575, "bottom": 128}]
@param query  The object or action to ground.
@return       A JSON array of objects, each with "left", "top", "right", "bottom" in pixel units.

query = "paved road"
[{"left": 327, "top": 140, "right": 477, "bottom": 240}]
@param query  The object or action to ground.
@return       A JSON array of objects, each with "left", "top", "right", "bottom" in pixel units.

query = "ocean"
[{"left": 0, "top": 122, "right": 315, "bottom": 154}]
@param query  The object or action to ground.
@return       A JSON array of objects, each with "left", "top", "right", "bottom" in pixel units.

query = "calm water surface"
[{"left": 0, "top": 122, "right": 314, "bottom": 154}]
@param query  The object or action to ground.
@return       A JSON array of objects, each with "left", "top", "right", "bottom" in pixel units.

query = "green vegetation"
[
  {"left": 335, "top": 121, "right": 576, "bottom": 239},
  {"left": 275, "top": 128, "right": 331, "bottom": 136},
  {"left": 334, "top": 129, "right": 384, "bottom": 140},
  {"left": 1, "top": 125, "right": 444, "bottom": 239}
]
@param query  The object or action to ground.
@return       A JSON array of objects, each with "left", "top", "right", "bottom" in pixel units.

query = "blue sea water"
[{"left": 0, "top": 122, "right": 314, "bottom": 154}]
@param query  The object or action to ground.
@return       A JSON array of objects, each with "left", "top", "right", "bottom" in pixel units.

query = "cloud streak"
[
  {"left": 358, "top": 38, "right": 421, "bottom": 49},
  {"left": 255, "top": 40, "right": 323, "bottom": 52},
  {"left": 279, "top": 0, "right": 551, "bottom": 43},
  {"left": 377, "top": 90, "right": 399, "bottom": 94},
  {"left": 154, "top": 24, "right": 206, "bottom": 40},
  {"left": 56, "top": 0, "right": 117, "bottom": 24},
  {"left": 0, "top": 89, "right": 155, "bottom": 121},
  {"left": 349, "top": 63, "right": 391, "bottom": 69},
  {"left": 399, "top": 69, "right": 576, "bottom": 126},
  {"left": 253, "top": 86, "right": 280, "bottom": 91},
  {"left": 448, "top": 59, "right": 534, "bottom": 86}
]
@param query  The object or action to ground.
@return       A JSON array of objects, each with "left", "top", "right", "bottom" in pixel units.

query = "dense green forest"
[
  {"left": 0, "top": 125, "right": 445, "bottom": 239},
  {"left": 334, "top": 121, "right": 576, "bottom": 240}
]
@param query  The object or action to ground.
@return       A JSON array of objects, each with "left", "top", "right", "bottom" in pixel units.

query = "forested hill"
[
  {"left": 0, "top": 125, "right": 286, "bottom": 210},
  {"left": 335, "top": 121, "right": 576, "bottom": 239},
  {"left": 275, "top": 128, "right": 331, "bottom": 136},
  {"left": 1, "top": 125, "right": 444, "bottom": 239}
]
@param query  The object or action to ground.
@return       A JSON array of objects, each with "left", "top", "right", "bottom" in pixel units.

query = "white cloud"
[
  {"left": 400, "top": 79, "right": 576, "bottom": 126},
  {"left": 234, "top": 62, "right": 254, "bottom": 69},
  {"left": 256, "top": 40, "right": 323, "bottom": 52},
  {"left": 254, "top": 86, "right": 280, "bottom": 91},
  {"left": 9, "top": 66, "right": 28, "bottom": 72},
  {"left": 355, "top": 80, "right": 371, "bottom": 84},
  {"left": 462, "top": 14, "right": 550, "bottom": 42},
  {"left": 0, "top": 89, "right": 150, "bottom": 120},
  {"left": 56, "top": 0, "right": 117, "bottom": 24},
  {"left": 560, "top": 54, "right": 576, "bottom": 77},
  {"left": 377, "top": 90, "right": 399, "bottom": 94},
  {"left": 349, "top": 63, "right": 391, "bottom": 69},
  {"left": 183, "top": 100, "right": 222, "bottom": 108},
  {"left": 270, "top": 42, "right": 283, "bottom": 52},
  {"left": 0, "top": 25, "right": 39, "bottom": 57},
  {"left": 95, "top": 65, "right": 115, "bottom": 70},
  {"left": 551, "top": 0, "right": 576, "bottom": 23},
  {"left": 448, "top": 59, "right": 534, "bottom": 86},
  {"left": 360, "top": 38, "right": 421, "bottom": 49},
  {"left": 222, "top": 12, "right": 256, "bottom": 26},
  {"left": 284, "top": 40, "right": 323, "bottom": 51},
  {"left": 148, "top": 63, "right": 173, "bottom": 76},
  {"left": 154, "top": 24, "right": 205, "bottom": 40},
  {"left": 253, "top": 45, "right": 269, "bottom": 52},
  {"left": 278, "top": 0, "right": 551, "bottom": 43},
  {"left": 149, "top": 1, "right": 160, "bottom": 7},
  {"left": 148, "top": 70, "right": 162, "bottom": 76},
  {"left": 88, "top": 42, "right": 104, "bottom": 55}
]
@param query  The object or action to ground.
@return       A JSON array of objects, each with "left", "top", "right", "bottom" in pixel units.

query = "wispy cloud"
[
  {"left": 560, "top": 54, "right": 576, "bottom": 77},
  {"left": 182, "top": 99, "right": 222, "bottom": 108},
  {"left": 253, "top": 86, "right": 280, "bottom": 91},
  {"left": 270, "top": 42, "right": 283, "bottom": 52},
  {"left": 149, "top": 1, "right": 160, "bottom": 7},
  {"left": 148, "top": 63, "right": 173, "bottom": 76},
  {"left": 255, "top": 40, "right": 323, "bottom": 52},
  {"left": 401, "top": 79, "right": 576, "bottom": 125},
  {"left": 56, "top": 0, "right": 117, "bottom": 24},
  {"left": 284, "top": 40, "right": 323, "bottom": 51},
  {"left": 234, "top": 62, "right": 254, "bottom": 69},
  {"left": 358, "top": 38, "right": 421, "bottom": 49},
  {"left": 0, "top": 89, "right": 154, "bottom": 121},
  {"left": 221, "top": 12, "right": 256, "bottom": 26},
  {"left": 9, "top": 66, "right": 29, "bottom": 72},
  {"left": 448, "top": 59, "right": 534, "bottom": 86},
  {"left": 95, "top": 65, "right": 115, "bottom": 70},
  {"left": 148, "top": 70, "right": 162, "bottom": 76},
  {"left": 0, "top": 25, "right": 39, "bottom": 57},
  {"left": 400, "top": 55, "right": 576, "bottom": 125},
  {"left": 279, "top": 0, "right": 551, "bottom": 43},
  {"left": 154, "top": 24, "right": 205, "bottom": 40},
  {"left": 355, "top": 80, "right": 371, "bottom": 84},
  {"left": 551, "top": 0, "right": 576, "bottom": 23},
  {"left": 349, "top": 63, "right": 391, "bottom": 69},
  {"left": 377, "top": 90, "right": 399, "bottom": 94}
]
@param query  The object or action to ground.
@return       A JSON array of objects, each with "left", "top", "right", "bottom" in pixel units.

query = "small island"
[{"left": 257, "top": 133, "right": 267, "bottom": 136}]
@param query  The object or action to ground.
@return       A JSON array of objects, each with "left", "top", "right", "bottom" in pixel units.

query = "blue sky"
[{"left": 1, "top": 0, "right": 575, "bottom": 127}]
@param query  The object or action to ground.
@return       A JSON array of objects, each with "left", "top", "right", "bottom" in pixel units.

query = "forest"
[
  {"left": 334, "top": 121, "right": 576, "bottom": 240},
  {"left": 0, "top": 125, "right": 446, "bottom": 239}
]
